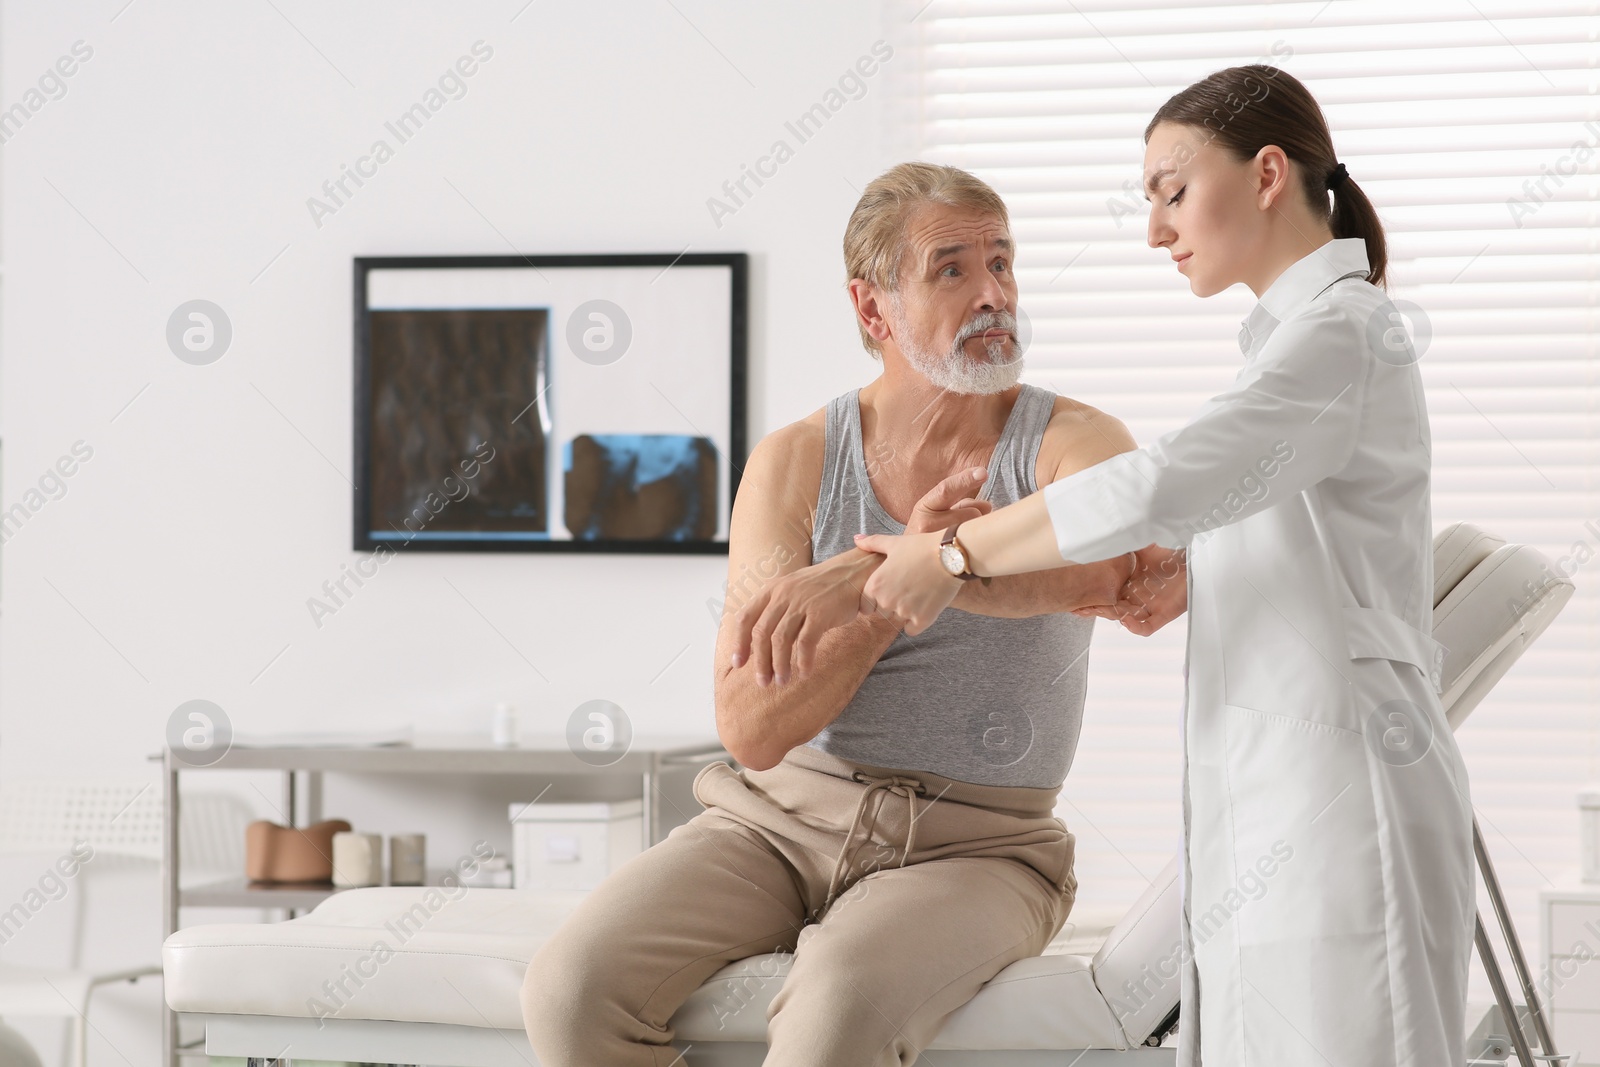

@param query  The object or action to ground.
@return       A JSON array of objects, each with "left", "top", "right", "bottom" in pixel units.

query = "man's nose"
[{"left": 975, "top": 269, "right": 1006, "bottom": 311}]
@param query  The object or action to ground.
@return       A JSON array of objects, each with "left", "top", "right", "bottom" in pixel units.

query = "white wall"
[
  {"left": 1, "top": 0, "right": 906, "bottom": 769},
  {"left": 0, "top": 2, "right": 900, "bottom": 1062}
]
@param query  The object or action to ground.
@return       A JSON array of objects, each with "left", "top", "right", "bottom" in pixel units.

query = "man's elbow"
[
  {"left": 729, "top": 743, "right": 782, "bottom": 772},
  {"left": 719, "top": 729, "right": 784, "bottom": 772},
  {"left": 714, "top": 698, "right": 785, "bottom": 771}
]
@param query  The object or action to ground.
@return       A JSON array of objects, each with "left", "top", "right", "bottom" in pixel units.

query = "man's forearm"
[
  {"left": 717, "top": 613, "right": 900, "bottom": 770},
  {"left": 715, "top": 549, "right": 901, "bottom": 769},
  {"left": 950, "top": 559, "right": 1118, "bottom": 618}
]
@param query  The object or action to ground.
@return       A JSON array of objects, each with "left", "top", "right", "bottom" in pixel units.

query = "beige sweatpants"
[{"left": 521, "top": 742, "right": 1078, "bottom": 1066}]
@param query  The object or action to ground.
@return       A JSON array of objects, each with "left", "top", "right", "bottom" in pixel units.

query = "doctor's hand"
[
  {"left": 852, "top": 530, "right": 962, "bottom": 636},
  {"left": 1073, "top": 544, "right": 1188, "bottom": 636}
]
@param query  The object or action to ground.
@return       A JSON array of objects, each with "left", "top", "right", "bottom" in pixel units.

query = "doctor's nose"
[{"left": 1148, "top": 211, "right": 1174, "bottom": 250}]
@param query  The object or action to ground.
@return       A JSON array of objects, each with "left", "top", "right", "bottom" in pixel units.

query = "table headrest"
[
  {"left": 1433, "top": 522, "right": 1507, "bottom": 606},
  {"left": 1431, "top": 521, "right": 1575, "bottom": 729}
]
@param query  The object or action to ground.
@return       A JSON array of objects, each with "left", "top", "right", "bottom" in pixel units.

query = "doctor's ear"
[{"left": 1252, "top": 144, "right": 1293, "bottom": 210}]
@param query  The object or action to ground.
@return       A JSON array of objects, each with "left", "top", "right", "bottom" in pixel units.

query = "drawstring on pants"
[{"left": 817, "top": 770, "right": 927, "bottom": 919}]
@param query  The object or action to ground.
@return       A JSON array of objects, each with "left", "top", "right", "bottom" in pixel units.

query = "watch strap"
[{"left": 941, "top": 524, "right": 988, "bottom": 583}]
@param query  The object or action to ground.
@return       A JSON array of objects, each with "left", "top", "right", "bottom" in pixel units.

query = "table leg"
[
  {"left": 306, "top": 771, "right": 323, "bottom": 824},
  {"left": 642, "top": 759, "right": 656, "bottom": 850},
  {"left": 282, "top": 770, "right": 297, "bottom": 828},
  {"left": 161, "top": 760, "right": 179, "bottom": 1067}
]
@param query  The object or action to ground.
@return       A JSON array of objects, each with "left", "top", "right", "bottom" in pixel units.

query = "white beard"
[{"left": 892, "top": 303, "right": 1026, "bottom": 396}]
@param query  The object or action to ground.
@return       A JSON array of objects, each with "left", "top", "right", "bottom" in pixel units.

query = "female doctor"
[{"left": 731, "top": 65, "right": 1477, "bottom": 1066}]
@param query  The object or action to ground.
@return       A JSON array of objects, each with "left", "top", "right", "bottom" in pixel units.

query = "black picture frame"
[{"left": 353, "top": 253, "right": 748, "bottom": 555}]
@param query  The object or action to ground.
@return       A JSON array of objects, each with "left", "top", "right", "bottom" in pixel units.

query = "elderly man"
[{"left": 521, "top": 162, "right": 1183, "bottom": 1066}]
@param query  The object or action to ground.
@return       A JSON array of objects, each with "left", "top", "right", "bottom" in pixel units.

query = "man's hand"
[
  {"left": 906, "top": 466, "right": 993, "bottom": 535},
  {"left": 730, "top": 549, "right": 881, "bottom": 686},
  {"left": 1072, "top": 544, "right": 1187, "bottom": 635},
  {"left": 728, "top": 466, "right": 996, "bottom": 686}
]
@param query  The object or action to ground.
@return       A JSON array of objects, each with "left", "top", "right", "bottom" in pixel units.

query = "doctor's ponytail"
[
  {"left": 1326, "top": 165, "right": 1387, "bottom": 288},
  {"left": 1144, "top": 65, "right": 1388, "bottom": 290}
]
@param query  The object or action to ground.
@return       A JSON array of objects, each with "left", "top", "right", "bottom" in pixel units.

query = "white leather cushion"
[
  {"left": 674, "top": 948, "right": 1127, "bottom": 1049},
  {"left": 163, "top": 887, "right": 588, "bottom": 1030},
  {"left": 164, "top": 888, "right": 1130, "bottom": 1048},
  {"left": 1432, "top": 541, "right": 1574, "bottom": 729},
  {"left": 1432, "top": 521, "right": 1505, "bottom": 608}
]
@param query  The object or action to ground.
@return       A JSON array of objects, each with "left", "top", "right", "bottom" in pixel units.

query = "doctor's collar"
[
  {"left": 1256, "top": 237, "right": 1370, "bottom": 321},
  {"left": 1237, "top": 237, "right": 1370, "bottom": 357}
]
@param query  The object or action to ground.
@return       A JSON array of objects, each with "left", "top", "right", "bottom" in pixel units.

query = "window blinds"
[{"left": 888, "top": 0, "right": 1600, "bottom": 1000}]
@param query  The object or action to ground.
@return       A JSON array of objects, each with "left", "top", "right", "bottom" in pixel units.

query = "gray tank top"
[{"left": 804, "top": 383, "right": 1094, "bottom": 788}]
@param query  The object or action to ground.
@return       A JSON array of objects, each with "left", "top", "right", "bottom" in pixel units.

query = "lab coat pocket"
[
  {"left": 1215, "top": 702, "right": 1392, "bottom": 1062},
  {"left": 1217, "top": 704, "right": 1384, "bottom": 944},
  {"left": 1341, "top": 604, "right": 1453, "bottom": 772},
  {"left": 1341, "top": 604, "right": 1445, "bottom": 694}
]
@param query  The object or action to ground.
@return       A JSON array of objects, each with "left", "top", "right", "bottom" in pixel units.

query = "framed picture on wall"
[{"left": 353, "top": 253, "right": 747, "bottom": 554}]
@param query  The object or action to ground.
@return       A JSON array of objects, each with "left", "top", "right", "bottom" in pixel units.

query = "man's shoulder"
[
  {"left": 743, "top": 405, "right": 830, "bottom": 492},
  {"left": 728, "top": 408, "right": 831, "bottom": 548},
  {"left": 1037, "top": 393, "right": 1137, "bottom": 481},
  {"left": 752, "top": 406, "right": 827, "bottom": 465}
]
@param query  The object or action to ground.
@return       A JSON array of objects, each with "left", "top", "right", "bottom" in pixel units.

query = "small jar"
[
  {"left": 331, "top": 831, "right": 383, "bottom": 888},
  {"left": 390, "top": 833, "right": 426, "bottom": 886}
]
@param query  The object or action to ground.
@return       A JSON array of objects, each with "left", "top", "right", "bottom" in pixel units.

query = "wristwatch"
[{"left": 939, "top": 524, "right": 990, "bottom": 584}]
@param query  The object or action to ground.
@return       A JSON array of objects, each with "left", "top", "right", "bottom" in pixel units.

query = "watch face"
[{"left": 938, "top": 542, "right": 965, "bottom": 577}]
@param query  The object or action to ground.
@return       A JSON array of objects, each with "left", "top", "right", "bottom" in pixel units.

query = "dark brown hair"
[{"left": 1144, "top": 64, "right": 1387, "bottom": 288}]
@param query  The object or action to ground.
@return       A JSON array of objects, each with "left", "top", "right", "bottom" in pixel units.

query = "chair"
[
  {"left": 0, "top": 1019, "right": 45, "bottom": 1067},
  {"left": 159, "top": 522, "right": 1575, "bottom": 1066},
  {"left": 0, "top": 781, "right": 258, "bottom": 1067},
  {"left": 0, "top": 780, "right": 164, "bottom": 1067}
]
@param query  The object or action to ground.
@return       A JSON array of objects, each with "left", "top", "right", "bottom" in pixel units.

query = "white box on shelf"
[{"left": 510, "top": 798, "right": 643, "bottom": 891}]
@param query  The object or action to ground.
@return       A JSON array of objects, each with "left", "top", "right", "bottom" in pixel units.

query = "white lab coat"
[{"left": 1042, "top": 238, "right": 1475, "bottom": 1065}]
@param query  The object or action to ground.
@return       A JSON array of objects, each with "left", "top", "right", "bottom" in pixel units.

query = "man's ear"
[
  {"left": 1253, "top": 144, "right": 1292, "bottom": 211},
  {"left": 848, "top": 278, "right": 894, "bottom": 345}
]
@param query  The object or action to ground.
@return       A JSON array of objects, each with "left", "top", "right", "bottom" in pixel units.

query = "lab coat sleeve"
[{"left": 1044, "top": 300, "right": 1373, "bottom": 563}]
